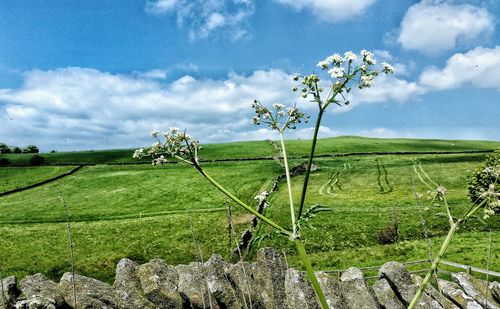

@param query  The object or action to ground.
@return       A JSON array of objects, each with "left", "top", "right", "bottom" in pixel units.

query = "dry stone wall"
[{"left": 2, "top": 247, "right": 500, "bottom": 309}]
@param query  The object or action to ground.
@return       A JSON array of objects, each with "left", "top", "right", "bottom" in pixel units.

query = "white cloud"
[
  {"left": 145, "top": 0, "right": 179, "bottom": 14},
  {"left": 274, "top": 0, "right": 376, "bottom": 21},
  {"left": 145, "top": 0, "right": 254, "bottom": 40},
  {"left": 397, "top": 0, "right": 494, "bottom": 54},
  {"left": 134, "top": 69, "right": 168, "bottom": 79},
  {"left": 336, "top": 74, "right": 425, "bottom": 113},
  {"left": 419, "top": 46, "right": 500, "bottom": 91},
  {"left": 0, "top": 67, "right": 298, "bottom": 151},
  {"left": 0, "top": 65, "right": 432, "bottom": 151}
]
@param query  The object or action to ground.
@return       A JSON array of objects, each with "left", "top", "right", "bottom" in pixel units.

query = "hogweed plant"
[
  {"left": 135, "top": 50, "right": 393, "bottom": 308},
  {"left": 408, "top": 165, "right": 499, "bottom": 309}
]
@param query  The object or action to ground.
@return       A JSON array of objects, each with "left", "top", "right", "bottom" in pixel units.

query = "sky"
[{"left": 0, "top": 0, "right": 499, "bottom": 152}]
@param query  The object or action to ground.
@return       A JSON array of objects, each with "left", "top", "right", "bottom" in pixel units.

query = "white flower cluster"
[
  {"left": 133, "top": 127, "right": 201, "bottom": 165},
  {"left": 482, "top": 165, "right": 500, "bottom": 178},
  {"left": 254, "top": 190, "right": 269, "bottom": 203},
  {"left": 251, "top": 100, "right": 309, "bottom": 132},
  {"left": 308, "top": 50, "right": 395, "bottom": 98},
  {"left": 481, "top": 183, "right": 500, "bottom": 219},
  {"left": 427, "top": 185, "right": 447, "bottom": 202}
]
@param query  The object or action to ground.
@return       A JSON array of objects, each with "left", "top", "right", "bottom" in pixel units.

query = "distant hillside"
[{"left": 1, "top": 136, "right": 499, "bottom": 165}]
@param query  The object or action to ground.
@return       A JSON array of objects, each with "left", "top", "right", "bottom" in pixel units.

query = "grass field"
[
  {"left": 0, "top": 165, "right": 77, "bottom": 193},
  {"left": 2, "top": 136, "right": 500, "bottom": 165},
  {"left": 0, "top": 137, "right": 499, "bottom": 283}
]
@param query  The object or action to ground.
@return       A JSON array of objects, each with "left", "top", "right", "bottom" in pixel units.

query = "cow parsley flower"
[
  {"left": 316, "top": 60, "right": 329, "bottom": 70},
  {"left": 359, "top": 75, "right": 375, "bottom": 88},
  {"left": 381, "top": 62, "right": 394, "bottom": 74},
  {"left": 326, "top": 53, "right": 343, "bottom": 66},
  {"left": 150, "top": 130, "right": 160, "bottom": 138},
  {"left": 251, "top": 100, "right": 309, "bottom": 132},
  {"left": 361, "top": 50, "right": 376, "bottom": 65},
  {"left": 133, "top": 148, "right": 145, "bottom": 159},
  {"left": 328, "top": 67, "right": 344, "bottom": 79},
  {"left": 344, "top": 51, "right": 357, "bottom": 62}
]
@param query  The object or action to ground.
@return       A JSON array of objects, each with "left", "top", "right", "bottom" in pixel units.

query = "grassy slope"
[
  {"left": 0, "top": 166, "right": 76, "bottom": 193},
  {"left": 1, "top": 136, "right": 499, "bottom": 165},
  {"left": 0, "top": 137, "right": 499, "bottom": 283}
]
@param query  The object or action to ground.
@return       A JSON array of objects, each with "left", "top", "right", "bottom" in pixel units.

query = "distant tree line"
[{"left": 0, "top": 143, "right": 39, "bottom": 154}]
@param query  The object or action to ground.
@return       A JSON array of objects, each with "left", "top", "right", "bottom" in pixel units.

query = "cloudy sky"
[{"left": 0, "top": 0, "right": 499, "bottom": 152}]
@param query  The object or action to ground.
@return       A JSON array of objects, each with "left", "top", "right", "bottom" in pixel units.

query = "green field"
[
  {"left": 0, "top": 137, "right": 499, "bottom": 283},
  {"left": 2, "top": 136, "right": 500, "bottom": 165}
]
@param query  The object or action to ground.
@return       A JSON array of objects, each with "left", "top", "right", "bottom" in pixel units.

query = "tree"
[
  {"left": 25, "top": 145, "right": 40, "bottom": 153},
  {"left": 10, "top": 146, "right": 22, "bottom": 154},
  {"left": 0, "top": 143, "right": 11, "bottom": 154}
]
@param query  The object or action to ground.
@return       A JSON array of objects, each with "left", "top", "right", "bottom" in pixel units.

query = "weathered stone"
[
  {"left": 113, "top": 258, "right": 157, "bottom": 309},
  {"left": 253, "top": 247, "right": 287, "bottom": 309},
  {"left": 176, "top": 262, "right": 217, "bottom": 309},
  {"left": 491, "top": 281, "right": 500, "bottom": 303},
  {"left": 411, "top": 274, "right": 458, "bottom": 309},
  {"left": 285, "top": 268, "right": 320, "bottom": 309},
  {"left": 315, "top": 271, "right": 344, "bottom": 309},
  {"left": 58, "top": 272, "right": 124, "bottom": 308},
  {"left": 437, "top": 279, "right": 482, "bottom": 309},
  {"left": 378, "top": 261, "right": 442, "bottom": 309},
  {"left": 373, "top": 278, "right": 405, "bottom": 309},
  {"left": 137, "top": 258, "right": 185, "bottom": 308},
  {"left": 18, "top": 273, "right": 65, "bottom": 308},
  {"left": 339, "top": 267, "right": 379, "bottom": 309},
  {"left": 204, "top": 254, "right": 242, "bottom": 308},
  {"left": 225, "top": 261, "right": 265, "bottom": 309},
  {"left": 452, "top": 272, "right": 500, "bottom": 309},
  {"left": 1, "top": 276, "right": 20, "bottom": 309}
]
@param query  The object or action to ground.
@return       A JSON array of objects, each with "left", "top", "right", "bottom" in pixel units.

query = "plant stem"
[
  {"left": 408, "top": 221, "right": 459, "bottom": 309},
  {"left": 294, "top": 239, "right": 329, "bottom": 309},
  {"left": 297, "top": 108, "right": 324, "bottom": 219},
  {"left": 193, "top": 164, "right": 291, "bottom": 237},
  {"left": 279, "top": 131, "right": 297, "bottom": 236}
]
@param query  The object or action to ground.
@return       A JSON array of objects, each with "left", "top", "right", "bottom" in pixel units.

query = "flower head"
[
  {"left": 381, "top": 62, "right": 394, "bottom": 74},
  {"left": 361, "top": 50, "right": 376, "bottom": 65},
  {"left": 251, "top": 100, "right": 309, "bottom": 132},
  {"left": 344, "top": 51, "right": 357, "bottom": 62}
]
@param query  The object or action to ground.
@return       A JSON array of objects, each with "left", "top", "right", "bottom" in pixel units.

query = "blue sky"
[{"left": 0, "top": 0, "right": 499, "bottom": 151}]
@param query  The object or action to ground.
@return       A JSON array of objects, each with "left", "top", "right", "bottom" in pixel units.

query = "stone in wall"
[
  {"left": 315, "top": 271, "right": 344, "bottom": 309},
  {"left": 136, "top": 258, "right": 184, "bottom": 308},
  {"left": 373, "top": 278, "right": 405, "bottom": 309},
  {"left": 225, "top": 261, "right": 265, "bottom": 309},
  {"left": 378, "top": 261, "right": 442, "bottom": 309},
  {"left": 438, "top": 279, "right": 483, "bottom": 309},
  {"left": 204, "top": 254, "right": 243, "bottom": 308},
  {"left": 1, "top": 276, "right": 20, "bottom": 309},
  {"left": 410, "top": 274, "right": 458, "bottom": 309},
  {"left": 17, "top": 273, "right": 66, "bottom": 309},
  {"left": 340, "top": 267, "right": 379, "bottom": 309},
  {"left": 58, "top": 272, "right": 125, "bottom": 308},
  {"left": 491, "top": 281, "right": 500, "bottom": 304},
  {"left": 252, "top": 247, "right": 288, "bottom": 309},
  {"left": 284, "top": 268, "right": 321, "bottom": 309},
  {"left": 176, "top": 262, "right": 217, "bottom": 308},
  {"left": 452, "top": 272, "right": 500, "bottom": 309}
]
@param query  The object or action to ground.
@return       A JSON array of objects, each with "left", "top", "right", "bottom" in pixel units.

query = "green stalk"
[
  {"left": 408, "top": 199, "right": 487, "bottom": 308},
  {"left": 294, "top": 239, "right": 329, "bottom": 309},
  {"left": 297, "top": 108, "right": 324, "bottom": 219},
  {"left": 193, "top": 164, "right": 291, "bottom": 237},
  {"left": 279, "top": 131, "right": 297, "bottom": 236},
  {"left": 408, "top": 221, "right": 459, "bottom": 309}
]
